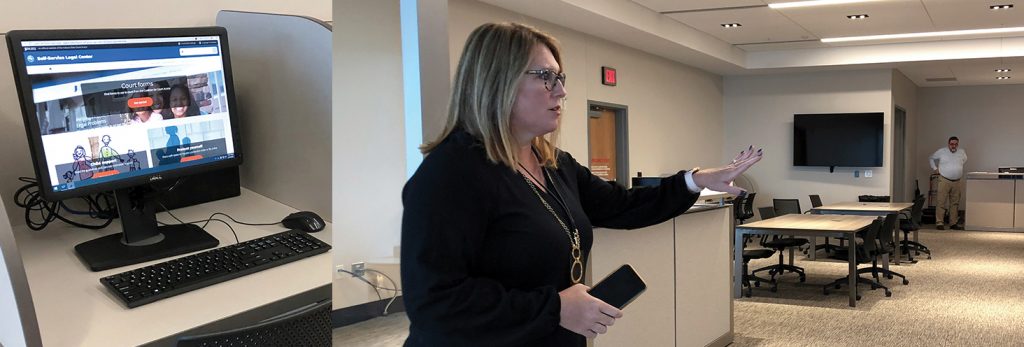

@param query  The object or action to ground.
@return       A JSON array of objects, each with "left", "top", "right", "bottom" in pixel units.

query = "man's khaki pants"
[{"left": 936, "top": 176, "right": 962, "bottom": 226}]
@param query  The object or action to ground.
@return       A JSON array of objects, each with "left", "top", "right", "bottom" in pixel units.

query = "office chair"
[
  {"left": 751, "top": 200, "right": 809, "bottom": 284},
  {"left": 807, "top": 194, "right": 839, "bottom": 256},
  {"left": 176, "top": 300, "right": 332, "bottom": 347},
  {"left": 733, "top": 193, "right": 756, "bottom": 245},
  {"left": 741, "top": 236, "right": 776, "bottom": 296},
  {"left": 824, "top": 214, "right": 908, "bottom": 299},
  {"left": 733, "top": 193, "right": 757, "bottom": 225},
  {"left": 758, "top": 206, "right": 776, "bottom": 220},
  {"left": 735, "top": 196, "right": 775, "bottom": 296},
  {"left": 900, "top": 194, "right": 931, "bottom": 261},
  {"left": 773, "top": 198, "right": 802, "bottom": 216},
  {"left": 809, "top": 194, "right": 823, "bottom": 209}
]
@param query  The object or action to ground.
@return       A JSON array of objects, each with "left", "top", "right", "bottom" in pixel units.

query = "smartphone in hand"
[{"left": 588, "top": 264, "right": 647, "bottom": 309}]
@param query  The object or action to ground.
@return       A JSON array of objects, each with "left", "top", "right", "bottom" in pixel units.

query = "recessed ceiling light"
[
  {"left": 996, "top": 68, "right": 1012, "bottom": 73},
  {"left": 997, "top": 76, "right": 1012, "bottom": 80},
  {"left": 822, "top": 26, "right": 1024, "bottom": 43},
  {"left": 721, "top": 23, "right": 742, "bottom": 28},
  {"left": 990, "top": 4, "right": 1014, "bottom": 10},
  {"left": 769, "top": 0, "right": 882, "bottom": 9},
  {"left": 847, "top": 14, "right": 870, "bottom": 19}
]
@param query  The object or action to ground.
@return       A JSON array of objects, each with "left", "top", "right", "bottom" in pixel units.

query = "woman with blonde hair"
[{"left": 401, "top": 22, "right": 761, "bottom": 346}]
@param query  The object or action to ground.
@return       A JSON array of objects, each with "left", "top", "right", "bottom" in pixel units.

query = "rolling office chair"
[
  {"left": 758, "top": 206, "right": 776, "bottom": 220},
  {"left": 751, "top": 200, "right": 809, "bottom": 284},
  {"left": 809, "top": 194, "right": 823, "bottom": 209},
  {"left": 733, "top": 193, "right": 756, "bottom": 245},
  {"left": 741, "top": 236, "right": 776, "bottom": 296},
  {"left": 733, "top": 193, "right": 757, "bottom": 224},
  {"left": 176, "top": 300, "right": 332, "bottom": 346},
  {"left": 807, "top": 194, "right": 840, "bottom": 256},
  {"left": 735, "top": 194, "right": 776, "bottom": 296},
  {"left": 824, "top": 214, "right": 909, "bottom": 299},
  {"left": 900, "top": 194, "right": 932, "bottom": 261}
]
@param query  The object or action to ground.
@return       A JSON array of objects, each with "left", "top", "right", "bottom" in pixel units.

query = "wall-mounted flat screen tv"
[{"left": 793, "top": 113, "right": 883, "bottom": 168}]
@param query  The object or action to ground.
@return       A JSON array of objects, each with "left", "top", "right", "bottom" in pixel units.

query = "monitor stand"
[{"left": 74, "top": 186, "right": 219, "bottom": 271}]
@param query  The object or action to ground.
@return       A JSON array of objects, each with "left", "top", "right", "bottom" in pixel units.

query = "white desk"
[{"left": 13, "top": 188, "right": 332, "bottom": 346}]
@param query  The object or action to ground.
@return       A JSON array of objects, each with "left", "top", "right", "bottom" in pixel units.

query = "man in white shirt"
[{"left": 930, "top": 136, "right": 967, "bottom": 230}]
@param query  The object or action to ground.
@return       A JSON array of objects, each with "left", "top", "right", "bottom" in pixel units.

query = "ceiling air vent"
[{"left": 925, "top": 77, "right": 957, "bottom": 82}]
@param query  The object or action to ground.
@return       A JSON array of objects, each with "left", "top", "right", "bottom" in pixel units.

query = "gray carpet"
[
  {"left": 333, "top": 228, "right": 1024, "bottom": 346},
  {"left": 735, "top": 227, "right": 1024, "bottom": 346}
]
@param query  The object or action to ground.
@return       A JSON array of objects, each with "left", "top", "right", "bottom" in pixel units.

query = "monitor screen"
[
  {"left": 7, "top": 28, "right": 242, "bottom": 271},
  {"left": 793, "top": 113, "right": 883, "bottom": 168},
  {"left": 7, "top": 28, "right": 242, "bottom": 201}
]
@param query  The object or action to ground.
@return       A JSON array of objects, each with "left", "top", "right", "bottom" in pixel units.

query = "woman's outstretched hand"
[{"left": 692, "top": 145, "right": 763, "bottom": 195}]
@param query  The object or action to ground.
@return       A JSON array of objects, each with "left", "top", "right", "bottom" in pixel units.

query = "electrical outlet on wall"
[
  {"left": 854, "top": 170, "right": 860, "bottom": 178},
  {"left": 352, "top": 262, "right": 366, "bottom": 277},
  {"left": 864, "top": 170, "right": 873, "bottom": 178}
]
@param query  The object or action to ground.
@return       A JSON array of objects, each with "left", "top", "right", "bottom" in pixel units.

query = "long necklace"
[{"left": 517, "top": 162, "right": 584, "bottom": 284}]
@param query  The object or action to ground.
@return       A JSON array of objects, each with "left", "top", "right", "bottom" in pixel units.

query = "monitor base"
[{"left": 75, "top": 224, "right": 219, "bottom": 271}]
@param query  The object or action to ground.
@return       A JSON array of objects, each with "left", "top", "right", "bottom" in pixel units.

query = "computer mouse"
[{"left": 282, "top": 211, "right": 325, "bottom": 233}]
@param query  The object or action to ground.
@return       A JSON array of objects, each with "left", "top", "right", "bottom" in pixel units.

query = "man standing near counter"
[{"left": 930, "top": 136, "right": 967, "bottom": 230}]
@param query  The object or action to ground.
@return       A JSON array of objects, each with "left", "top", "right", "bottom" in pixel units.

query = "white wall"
[
  {"left": 892, "top": 70, "right": 920, "bottom": 201},
  {"left": 724, "top": 70, "right": 893, "bottom": 212},
  {"left": 332, "top": 0, "right": 408, "bottom": 310},
  {"left": 916, "top": 84, "right": 1024, "bottom": 206},
  {"left": 0, "top": 1, "right": 331, "bottom": 225},
  {"left": 446, "top": 0, "right": 725, "bottom": 176}
]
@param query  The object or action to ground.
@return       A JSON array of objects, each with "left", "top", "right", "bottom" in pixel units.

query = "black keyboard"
[{"left": 101, "top": 230, "right": 330, "bottom": 308}]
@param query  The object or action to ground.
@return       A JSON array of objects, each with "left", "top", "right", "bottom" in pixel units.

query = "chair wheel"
[
  {"left": 927, "top": 255, "right": 932, "bottom": 259},
  {"left": 754, "top": 281, "right": 761, "bottom": 287},
  {"left": 886, "top": 274, "right": 893, "bottom": 280},
  {"left": 903, "top": 279, "right": 909, "bottom": 285},
  {"left": 799, "top": 275, "right": 806, "bottom": 283},
  {"left": 856, "top": 295, "right": 862, "bottom": 301},
  {"left": 885, "top": 291, "right": 892, "bottom": 297}
]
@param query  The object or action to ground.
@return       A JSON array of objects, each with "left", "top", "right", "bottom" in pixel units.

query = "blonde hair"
[{"left": 420, "top": 22, "right": 562, "bottom": 169}]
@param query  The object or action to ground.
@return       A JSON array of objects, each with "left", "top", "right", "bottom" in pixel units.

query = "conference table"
[
  {"left": 810, "top": 202, "right": 914, "bottom": 264},
  {"left": 734, "top": 214, "right": 876, "bottom": 307}
]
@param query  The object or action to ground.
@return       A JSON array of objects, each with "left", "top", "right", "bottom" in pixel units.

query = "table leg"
[
  {"left": 810, "top": 236, "right": 817, "bottom": 260},
  {"left": 892, "top": 221, "right": 901, "bottom": 265},
  {"left": 848, "top": 234, "right": 857, "bottom": 307},
  {"left": 734, "top": 230, "right": 744, "bottom": 298},
  {"left": 788, "top": 240, "right": 795, "bottom": 266}
]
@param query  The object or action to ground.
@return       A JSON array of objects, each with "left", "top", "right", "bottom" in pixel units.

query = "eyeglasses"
[{"left": 525, "top": 69, "right": 566, "bottom": 91}]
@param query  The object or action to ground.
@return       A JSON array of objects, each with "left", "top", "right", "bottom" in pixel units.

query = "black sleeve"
[
  {"left": 564, "top": 152, "right": 701, "bottom": 230},
  {"left": 400, "top": 147, "right": 561, "bottom": 344}
]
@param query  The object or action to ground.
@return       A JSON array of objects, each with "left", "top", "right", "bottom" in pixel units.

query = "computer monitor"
[{"left": 6, "top": 27, "right": 243, "bottom": 271}]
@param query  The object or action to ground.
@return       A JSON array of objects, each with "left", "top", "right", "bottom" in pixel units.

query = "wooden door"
[{"left": 589, "top": 109, "right": 617, "bottom": 181}]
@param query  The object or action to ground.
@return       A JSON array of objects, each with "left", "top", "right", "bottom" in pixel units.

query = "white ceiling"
[{"left": 481, "top": 0, "right": 1024, "bottom": 87}]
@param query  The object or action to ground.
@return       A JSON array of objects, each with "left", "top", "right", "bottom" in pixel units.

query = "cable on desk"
[
  {"left": 156, "top": 201, "right": 241, "bottom": 244},
  {"left": 13, "top": 177, "right": 115, "bottom": 230},
  {"left": 337, "top": 268, "right": 402, "bottom": 316}
]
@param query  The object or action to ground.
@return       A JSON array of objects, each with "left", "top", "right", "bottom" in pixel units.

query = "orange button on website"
[
  {"left": 181, "top": 155, "right": 204, "bottom": 162},
  {"left": 127, "top": 97, "right": 153, "bottom": 108}
]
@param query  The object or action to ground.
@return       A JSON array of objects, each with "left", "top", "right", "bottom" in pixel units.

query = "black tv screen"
[{"left": 794, "top": 113, "right": 883, "bottom": 167}]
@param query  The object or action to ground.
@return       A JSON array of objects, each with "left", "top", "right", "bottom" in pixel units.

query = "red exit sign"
[{"left": 602, "top": 66, "right": 616, "bottom": 86}]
